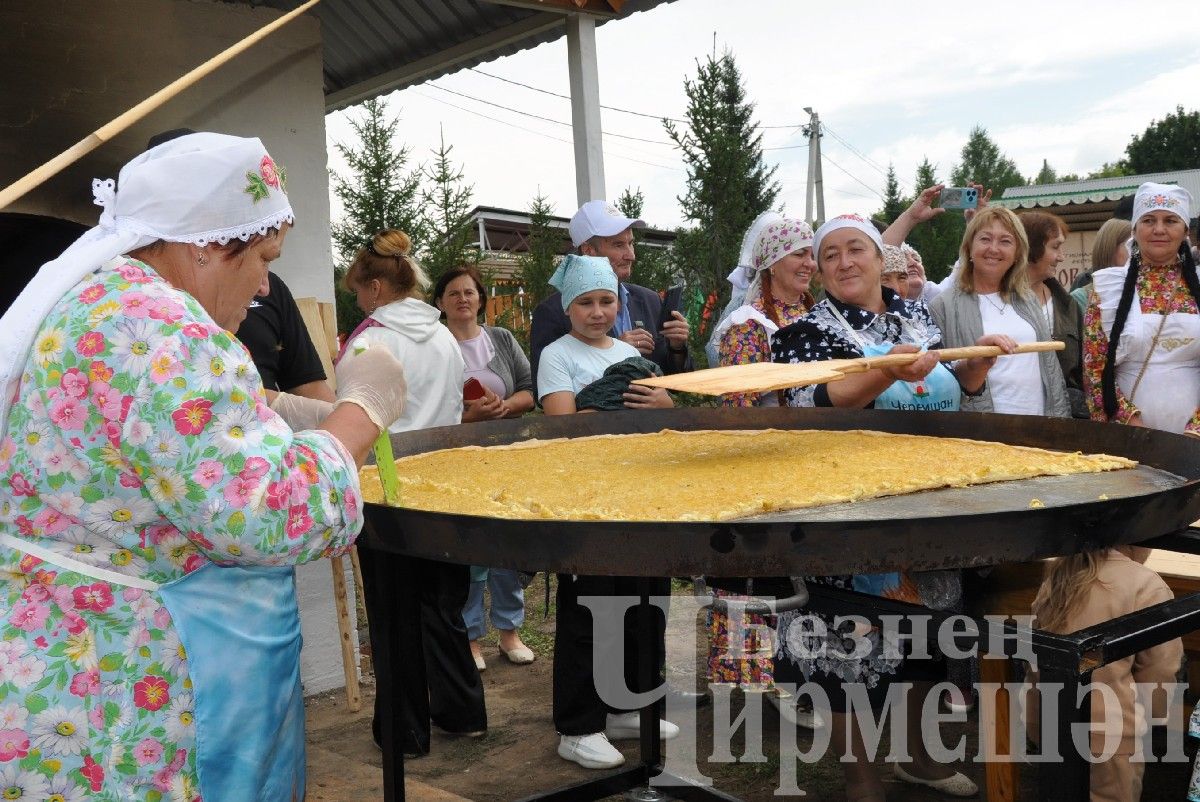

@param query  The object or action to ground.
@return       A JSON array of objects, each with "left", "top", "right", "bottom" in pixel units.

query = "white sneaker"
[
  {"left": 557, "top": 732, "right": 625, "bottom": 769},
  {"left": 768, "top": 692, "right": 824, "bottom": 730},
  {"left": 604, "top": 712, "right": 680, "bottom": 741}
]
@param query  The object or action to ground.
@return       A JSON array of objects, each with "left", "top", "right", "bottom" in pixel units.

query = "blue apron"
[
  {"left": 160, "top": 564, "right": 305, "bottom": 801},
  {"left": 825, "top": 308, "right": 961, "bottom": 599},
  {"left": 865, "top": 341, "right": 961, "bottom": 413},
  {"left": 1, "top": 533, "right": 306, "bottom": 801}
]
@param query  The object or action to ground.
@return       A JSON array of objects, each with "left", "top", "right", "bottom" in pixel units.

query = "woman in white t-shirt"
[
  {"left": 929, "top": 206, "right": 1071, "bottom": 417},
  {"left": 537, "top": 255, "right": 674, "bottom": 773}
]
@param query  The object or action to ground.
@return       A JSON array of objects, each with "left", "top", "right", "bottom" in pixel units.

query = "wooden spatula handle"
[
  {"left": 934, "top": 341, "right": 1065, "bottom": 360},
  {"left": 852, "top": 341, "right": 1064, "bottom": 373}
]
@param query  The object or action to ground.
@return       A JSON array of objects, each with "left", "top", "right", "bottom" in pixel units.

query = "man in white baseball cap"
[{"left": 530, "top": 200, "right": 692, "bottom": 390}]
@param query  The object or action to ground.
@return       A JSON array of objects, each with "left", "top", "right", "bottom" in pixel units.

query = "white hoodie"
[{"left": 356, "top": 297, "right": 465, "bottom": 433}]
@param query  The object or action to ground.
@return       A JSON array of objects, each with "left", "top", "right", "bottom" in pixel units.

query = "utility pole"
[{"left": 803, "top": 107, "right": 825, "bottom": 226}]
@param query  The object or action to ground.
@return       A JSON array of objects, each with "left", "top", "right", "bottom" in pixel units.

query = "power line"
[
  {"left": 764, "top": 143, "right": 809, "bottom": 152},
  {"left": 426, "top": 83, "right": 677, "bottom": 146},
  {"left": 822, "top": 153, "right": 884, "bottom": 200},
  {"left": 466, "top": 67, "right": 807, "bottom": 130},
  {"left": 409, "top": 89, "right": 684, "bottom": 173},
  {"left": 821, "top": 123, "right": 903, "bottom": 189}
]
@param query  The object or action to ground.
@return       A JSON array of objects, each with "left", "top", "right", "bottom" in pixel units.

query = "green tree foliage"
[
  {"left": 949, "top": 126, "right": 1025, "bottom": 193},
  {"left": 1087, "top": 162, "right": 1131, "bottom": 179},
  {"left": 1033, "top": 159, "right": 1058, "bottom": 185},
  {"left": 514, "top": 193, "right": 561, "bottom": 313},
  {"left": 664, "top": 51, "right": 780, "bottom": 303},
  {"left": 905, "top": 158, "right": 964, "bottom": 282},
  {"left": 615, "top": 186, "right": 676, "bottom": 293},
  {"left": 877, "top": 164, "right": 907, "bottom": 223},
  {"left": 1124, "top": 106, "right": 1200, "bottom": 173},
  {"left": 418, "top": 129, "right": 479, "bottom": 287},
  {"left": 329, "top": 98, "right": 425, "bottom": 333}
]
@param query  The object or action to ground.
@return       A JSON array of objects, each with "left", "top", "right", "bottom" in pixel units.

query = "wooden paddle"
[
  {"left": 0, "top": 0, "right": 321, "bottom": 210},
  {"left": 632, "top": 341, "right": 1065, "bottom": 396}
]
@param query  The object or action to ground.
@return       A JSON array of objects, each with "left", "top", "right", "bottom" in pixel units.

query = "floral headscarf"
[{"left": 744, "top": 218, "right": 815, "bottom": 307}]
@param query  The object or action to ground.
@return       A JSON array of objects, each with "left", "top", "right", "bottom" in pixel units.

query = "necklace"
[{"left": 981, "top": 293, "right": 1007, "bottom": 315}]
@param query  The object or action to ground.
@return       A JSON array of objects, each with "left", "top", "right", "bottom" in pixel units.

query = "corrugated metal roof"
[
  {"left": 227, "top": 0, "right": 674, "bottom": 111},
  {"left": 996, "top": 169, "right": 1200, "bottom": 210}
]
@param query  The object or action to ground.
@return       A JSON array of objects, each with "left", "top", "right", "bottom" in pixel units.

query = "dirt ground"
[{"left": 304, "top": 578, "right": 1197, "bottom": 801}]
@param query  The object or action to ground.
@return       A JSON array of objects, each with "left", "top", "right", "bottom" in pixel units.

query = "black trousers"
[
  {"left": 552, "top": 574, "right": 671, "bottom": 735},
  {"left": 358, "top": 543, "right": 487, "bottom": 755}
]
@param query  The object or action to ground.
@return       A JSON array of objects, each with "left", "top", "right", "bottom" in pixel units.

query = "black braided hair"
[{"left": 1101, "top": 240, "right": 1200, "bottom": 419}]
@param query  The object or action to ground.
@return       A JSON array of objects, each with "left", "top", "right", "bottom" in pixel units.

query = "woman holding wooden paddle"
[
  {"left": 771, "top": 211, "right": 1002, "bottom": 411},
  {"left": 768, "top": 210, "right": 1011, "bottom": 801}
]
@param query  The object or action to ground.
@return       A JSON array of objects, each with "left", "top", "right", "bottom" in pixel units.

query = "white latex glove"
[
  {"left": 269, "top": 393, "right": 334, "bottom": 431},
  {"left": 334, "top": 342, "right": 407, "bottom": 431}
]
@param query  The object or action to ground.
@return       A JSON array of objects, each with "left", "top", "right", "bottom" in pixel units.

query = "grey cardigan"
[
  {"left": 481, "top": 325, "right": 533, "bottom": 399},
  {"left": 929, "top": 285, "right": 1071, "bottom": 417}
]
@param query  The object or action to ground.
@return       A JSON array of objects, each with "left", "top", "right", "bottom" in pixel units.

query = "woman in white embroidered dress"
[{"left": 1083, "top": 182, "right": 1200, "bottom": 434}]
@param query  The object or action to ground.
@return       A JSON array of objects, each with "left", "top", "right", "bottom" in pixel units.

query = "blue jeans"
[{"left": 463, "top": 568, "right": 526, "bottom": 640}]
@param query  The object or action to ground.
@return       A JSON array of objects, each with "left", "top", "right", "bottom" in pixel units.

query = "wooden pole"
[
  {"left": 330, "top": 555, "right": 362, "bottom": 712},
  {"left": 0, "top": 0, "right": 321, "bottom": 211}
]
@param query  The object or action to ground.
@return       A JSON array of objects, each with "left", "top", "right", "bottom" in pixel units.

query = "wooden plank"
[
  {"left": 980, "top": 657, "right": 1018, "bottom": 802},
  {"left": 317, "top": 301, "right": 339, "bottom": 359},
  {"left": 330, "top": 555, "right": 362, "bottom": 712},
  {"left": 294, "top": 296, "right": 336, "bottom": 388},
  {"left": 317, "top": 301, "right": 340, "bottom": 390},
  {"left": 1144, "top": 549, "right": 1200, "bottom": 580}
]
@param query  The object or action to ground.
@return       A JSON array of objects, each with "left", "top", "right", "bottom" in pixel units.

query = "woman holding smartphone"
[{"left": 432, "top": 265, "right": 537, "bottom": 669}]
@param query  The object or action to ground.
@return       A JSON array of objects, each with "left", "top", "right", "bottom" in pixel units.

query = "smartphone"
[
  {"left": 938, "top": 187, "right": 979, "bottom": 210},
  {"left": 463, "top": 377, "right": 487, "bottom": 402},
  {"left": 659, "top": 284, "right": 684, "bottom": 330}
]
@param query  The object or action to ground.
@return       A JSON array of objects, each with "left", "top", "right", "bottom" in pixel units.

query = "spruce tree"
[
  {"left": 664, "top": 51, "right": 779, "bottom": 302},
  {"left": 1033, "top": 159, "right": 1058, "bottom": 185},
  {"left": 950, "top": 126, "right": 1025, "bottom": 193},
  {"left": 514, "top": 193, "right": 561, "bottom": 313},
  {"left": 329, "top": 98, "right": 424, "bottom": 332},
  {"left": 418, "top": 128, "right": 479, "bottom": 285},
  {"left": 877, "top": 164, "right": 906, "bottom": 223}
]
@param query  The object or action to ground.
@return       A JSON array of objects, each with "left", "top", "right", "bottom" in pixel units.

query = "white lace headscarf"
[{"left": 0, "top": 132, "right": 294, "bottom": 443}]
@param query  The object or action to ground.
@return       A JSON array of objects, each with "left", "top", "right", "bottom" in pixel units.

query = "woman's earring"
[{"left": 197, "top": 250, "right": 208, "bottom": 267}]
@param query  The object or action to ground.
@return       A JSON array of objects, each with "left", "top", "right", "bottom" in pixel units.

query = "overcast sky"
[{"left": 324, "top": 0, "right": 1200, "bottom": 233}]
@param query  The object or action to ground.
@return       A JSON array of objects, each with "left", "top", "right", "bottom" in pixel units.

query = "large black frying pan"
[{"left": 360, "top": 408, "right": 1200, "bottom": 578}]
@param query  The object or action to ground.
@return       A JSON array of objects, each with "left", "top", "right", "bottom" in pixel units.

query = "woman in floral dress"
[
  {"left": 706, "top": 218, "right": 821, "bottom": 727},
  {"left": 0, "top": 134, "right": 404, "bottom": 801}
]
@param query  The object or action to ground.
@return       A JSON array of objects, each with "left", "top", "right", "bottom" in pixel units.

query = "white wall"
[
  {"left": 2, "top": 0, "right": 354, "bottom": 696},
  {"left": 0, "top": 0, "right": 334, "bottom": 301}
]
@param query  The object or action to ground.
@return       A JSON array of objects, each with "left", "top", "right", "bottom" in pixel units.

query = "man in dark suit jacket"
[{"left": 529, "top": 200, "right": 692, "bottom": 397}]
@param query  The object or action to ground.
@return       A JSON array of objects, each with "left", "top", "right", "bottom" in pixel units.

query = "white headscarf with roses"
[{"left": 0, "top": 132, "right": 294, "bottom": 443}]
